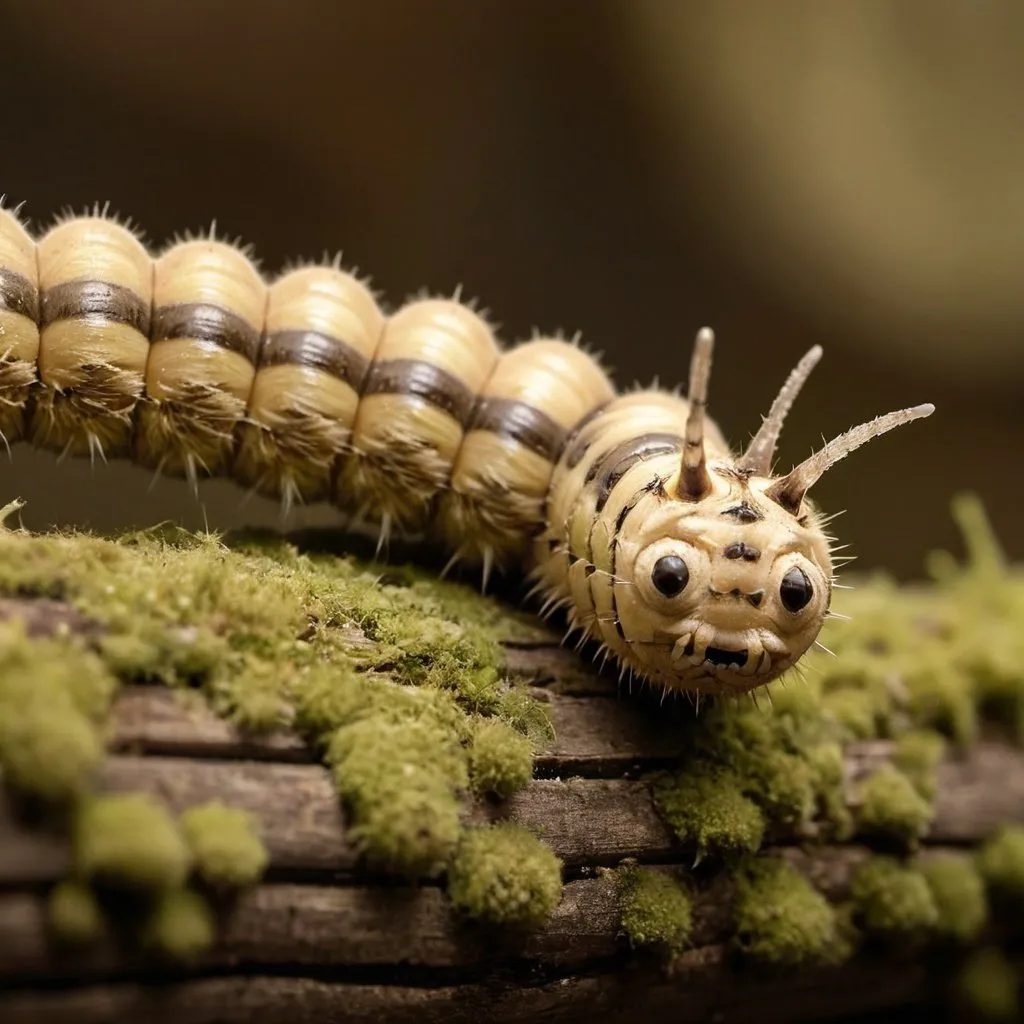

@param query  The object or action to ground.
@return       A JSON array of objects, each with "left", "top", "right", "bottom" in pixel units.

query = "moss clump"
[
  {"left": 691, "top": 705, "right": 817, "bottom": 827},
  {"left": 468, "top": 718, "right": 534, "bottom": 799},
  {"left": 47, "top": 879, "right": 106, "bottom": 946},
  {"left": 179, "top": 801, "right": 269, "bottom": 890},
  {"left": 0, "top": 622, "right": 117, "bottom": 802},
  {"left": 142, "top": 887, "right": 217, "bottom": 960},
  {"left": 977, "top": 824, "right": 1024, "bottom": 901},
  {"left": 955, "top": 947, "right": 1019, "bottom": 1021},
  {"left": 899, "top": 651, "right": 978, "bottom": 748},
  {"left": 326, "top": 714, "right": 467, "bottom": 877},
  {"left": 820, "top": 687, "right": 879, "bottom": 741},
  {"left": 652, "top": 769, "right": 765, "bottom": 861},
  {"left": 0, "top": 517, "right": 546, "bottom": 744},
  {"left": 856, "top": 765, "right": 934, "bottom": 847},
  {"left": 893, "top": 729, "right": 946, "bottom": 801},
  {"left": 75, "top": 794, "right": 191, "bottom": 890},
  {"left": 447, "top": 822, "right": 563, "bottom": 929},
  {"left": 732, "top": 857, "right": 848, "bottom": 968},
  {"left": 919, "top": 853, "right": 988, "bottom": 943},
  {"left": 849, "top": 856, "right": 938, "bottom": 939},
  {"left": 805, "top": 742, "right": 854, "bottom": 840},
  {"left": 617, "top": 865, "right": 692, "bottom": 955}
]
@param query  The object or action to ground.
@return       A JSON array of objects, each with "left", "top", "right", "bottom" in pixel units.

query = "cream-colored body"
[
  {"left": 340, "top": 299, "right": 499, "bottom": 535},
  {"left": 439, "top": 339, "right": 615, "bottom": 570},
  {"left": 235, "top": 265, "right": 386, "bottom": 506},
  {"left": 0, "top": 205, "right": 933, "bottom": 696},
  {"left": 137, "top": 239, "right": 266, "bottom": 481},
  {"left": 33, "top": 216, "right": 152, "bottom": 457},
  {"left": 0, "top": 209, "right": 40, "bottom": 443}
]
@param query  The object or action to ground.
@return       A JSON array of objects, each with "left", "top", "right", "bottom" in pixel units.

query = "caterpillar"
[{"left": 0, "top": 202, "right": 934, "bottom": 696}]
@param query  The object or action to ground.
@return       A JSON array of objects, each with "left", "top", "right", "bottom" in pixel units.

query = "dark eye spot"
[
  {"left": 780, "top": 566, "right": 813, "bottom": 613},
  {"left": 652, "top": 554, "right": 689, "bottom": 598}
]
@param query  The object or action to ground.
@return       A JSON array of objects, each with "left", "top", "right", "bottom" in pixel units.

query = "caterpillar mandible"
[{"left": 0, "top": 203, "right": 934, "bottom": 696}]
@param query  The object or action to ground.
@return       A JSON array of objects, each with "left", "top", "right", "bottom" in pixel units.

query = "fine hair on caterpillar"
[{"left": 0, "top": 200, "right": 935, "bottom": 696}]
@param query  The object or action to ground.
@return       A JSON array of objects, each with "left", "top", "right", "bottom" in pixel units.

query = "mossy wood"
[{"left": 1, "top": 496, "right": 1024, "bottom": 1022}]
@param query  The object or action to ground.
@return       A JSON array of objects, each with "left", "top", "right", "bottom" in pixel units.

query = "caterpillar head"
[{"left": 611, "top": 330, "right": 934, "bottom": 696}]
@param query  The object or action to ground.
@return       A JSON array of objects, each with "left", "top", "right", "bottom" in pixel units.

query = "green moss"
[
  {"left": 617, "top": 865, "right": 692, "bottom": 955},
  {"left": 805, "top": 742, "right": 854, "bottom": 840},
  {"left": 179, "top": 801, "right": 269, "bottom": 889},
  {"left": 652, "top": 768, "right": 765, "bottom": 860},
  {"left": 893, "top": 729, "right": 946, "bottom": 801},
  {"left": 693, "top": 705, "right": 816, "bottom": 826},
  {"left": 447, "top": 822, "right": 563, "bottom": 929},
  {"left": 856, "top": 765, "right": 934, "bottom": 847},
  {"left": 899, "top": 651, "right": 978, "bottom": 747},
  {"left": 849, "top": 856, "right": 938, "bottom": 938},
  {"left": 0, "top": 622, "right": 117, "bottom": 802},
  {"left": 732, "top": 857, "right": 848, "bottom": 968},
  {"left": 820, "top": 688, "right": 878, "bottom": 741},
  {"left": 142, "top": 887, "right": 217, "bottom": 959},
  {"left": 326, "top": 714, "right": 467, "bottom": 877},
  {"left": 951, "top": 492, "right": 1007, "bottom": 578},
  {"left": 468, "top": 718, "right": 534, "bottom": 799},
  {"left": 0, "top": 518, "right": 549, "bottom": 886},
  {"left": 955, "top": 947, "right": 1019, "bottom": 1021},
  {"left": 0, "top": 520, "right": 540, "bottom": 739},
  {"left": 4, "top": 490, "right": 1024, "bottom": 967},
  {"left": 919, "top": 853, "right": 987, "bottom": 943},
  {"left": 977, "top": 824, "right": 1024, "bottom": 900},
  {"left": 75, "top": 794, "right": 191, "bottom": 890},
  {"left": 47, "top": 879, "right": 106, "bottom": 945}
]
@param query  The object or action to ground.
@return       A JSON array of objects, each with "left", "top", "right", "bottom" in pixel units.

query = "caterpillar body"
[{"left": 0, "top": 204, "right": 934, "bottom": 696}]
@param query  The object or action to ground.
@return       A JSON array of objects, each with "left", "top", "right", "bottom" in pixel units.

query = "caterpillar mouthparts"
[{"left": 0, "top": 201, "right": 934, "bottom": 696}]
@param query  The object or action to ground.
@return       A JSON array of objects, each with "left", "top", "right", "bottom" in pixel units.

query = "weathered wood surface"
[
  {"left": 4, "top": 700, "right": 1024, "bottom": 889},
  {"left": 1, "top": 846, "right": 885, "bottom": 980},
  {"left": 0, "top": 955, "right": 934, "bottom": 1024},
  {"left": 2, "top": 613, "right": 1023, "bottom": 1022}
]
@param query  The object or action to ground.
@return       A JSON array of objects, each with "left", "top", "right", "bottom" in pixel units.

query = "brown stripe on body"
[
  {"left": 604, "top": 486, "right": 652, "bottom": 641},
  {"left": 586, "top": 432, "right": 683, "bottom": 511},
  {"left": 563, "top": 401, "right": 612, "bottom": 469},
  {"left": 152, "top": 302, "right": 261, "bottom": 364},
  {"left": 582, "top": 436, "right": 681, "bottom": 641},
  {"left": 41, "top": 279, "right": 150, "bottom": 334},
  {"left": 361, "top": 357, "right": 475, "bottom": 426},
  {"left": 260, "top": 329, "right": 370, "bottom": 390},
  {"left": 469, "top": 396, "right": 568, "bottom": 462},
  {"left": 0, "top": 268, "right": 39, "bottom": 322}
]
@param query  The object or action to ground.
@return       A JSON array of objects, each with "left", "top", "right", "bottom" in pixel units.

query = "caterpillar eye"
[
  {"left": 651, "top": 554, "right": 690, "bottom": 598},
  {"left": 780, "top": 565, "right": 813, "bottom": 613}
]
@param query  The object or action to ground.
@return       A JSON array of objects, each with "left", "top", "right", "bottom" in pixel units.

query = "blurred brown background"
[{"left": 1, "top": 0, "right": 1021, "bottom": 579}]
